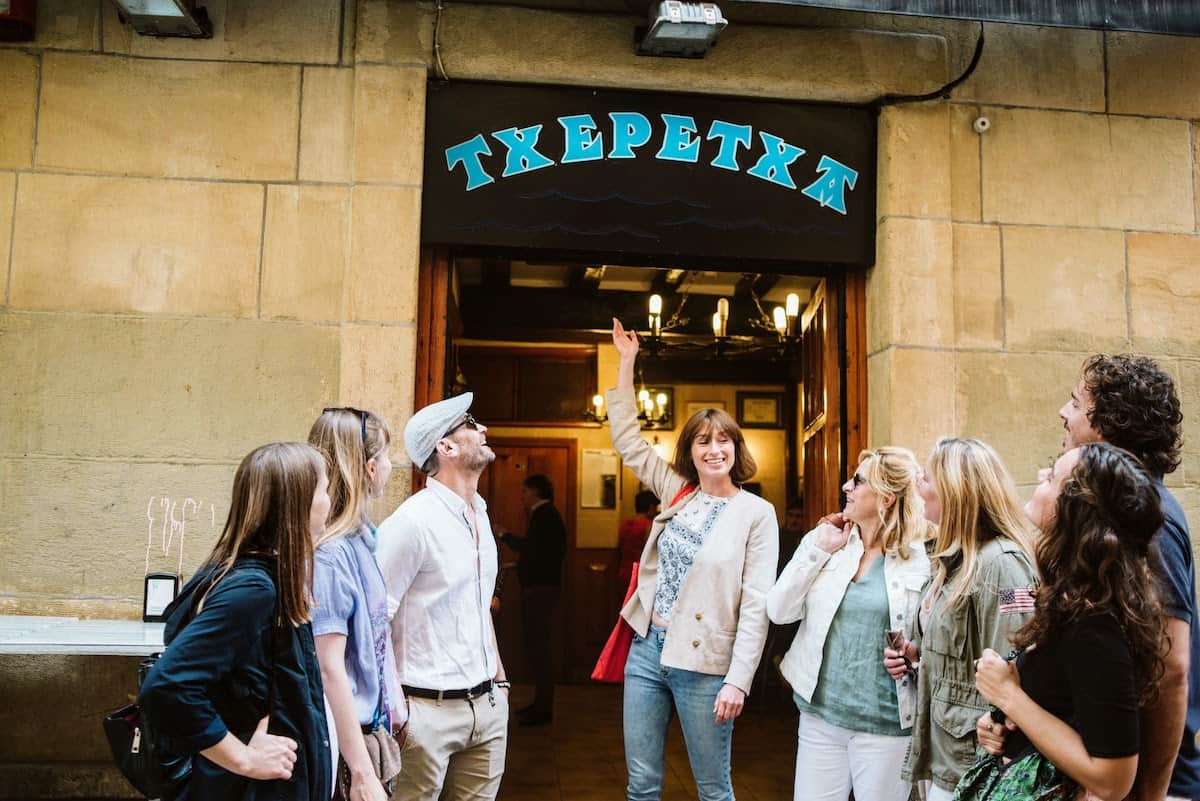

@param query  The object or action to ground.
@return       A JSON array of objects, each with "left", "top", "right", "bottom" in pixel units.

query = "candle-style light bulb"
[
  {"left": 773, "top": 306, "right": 787, "bottom": 334},
  {"left": 712, "top": 312, "right": 722, "bottom": 337},
  {"left": 655, "top": 392, "right": 667, "bottom": 410},
  {"left": 638, "top": 388, "right": 650, "bottom": 404},
  {"left": 717, "top": 297, "right": 729, "bottom": 320},
  {"left": 592, "top": 394, "right": 604, "bottom": 414},
  {"left": 643, "top": 398, "right": 655, "bottom": 415},
  {"left": 785, "top": 292, "right": 800, "bottom": 318},
  {"left": 649, "top": 294, "right": 663, "bottom": 315}
]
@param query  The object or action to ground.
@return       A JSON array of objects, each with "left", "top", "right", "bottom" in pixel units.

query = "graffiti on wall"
[{"left": 145, "top": 496, "right": 217, "bottom": 576}]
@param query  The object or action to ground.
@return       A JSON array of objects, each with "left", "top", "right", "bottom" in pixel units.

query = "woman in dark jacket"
[{"left": 140, "top": 442, "right": 334, "bottom": 801}]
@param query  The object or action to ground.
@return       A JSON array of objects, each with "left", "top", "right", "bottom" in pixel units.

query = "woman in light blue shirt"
[
  {"left": 768, "top": 447, "right": 931, "bottom": 801},
  {"left": 309, "top": 407, "right": 401, "bottom": 801}
]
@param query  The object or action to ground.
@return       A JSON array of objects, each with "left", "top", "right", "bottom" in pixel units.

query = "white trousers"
[
  {"left": 926, "top": 783, "right": 955, "bottom": 801},
  {"left": 793, "top": 712, "right": 911, "bottom": 801}
]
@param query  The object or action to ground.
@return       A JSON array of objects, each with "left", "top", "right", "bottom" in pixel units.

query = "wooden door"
[
  {"left": 479, "top": 438, "right": 577, "bottom": 684},
  {"left": 800, "top": 280, "right": 845, "bottom": 529}
]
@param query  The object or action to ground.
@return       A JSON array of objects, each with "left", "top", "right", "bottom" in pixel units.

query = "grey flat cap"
[{"left": 404, "top": 392, "right": 474, "bottom": 469}]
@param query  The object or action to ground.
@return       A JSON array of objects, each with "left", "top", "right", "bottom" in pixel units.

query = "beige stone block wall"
[
  {"left": 101, "top": 0, "right": 342, "bottom": 64},
  {"left": 1108, "top": 32, "right": 1200, "bottom": 119},
  {"left": 353, "top": 65, "right": 427, "bottom": 185},
  {"left": 0, "top": 51, "right": 37, "bottom": 170},
  {"left": 0, "top": 0, "right": 100, "bottom": 52},
  {"left": 1001, "top": 226, "right": 1127, "bottom": 352},
  {"left": 349, "top": 186, "right": 421, "bottom": 323},
  {"left": 1128, "top": 233, "right": 1200, "bottom": 356},
  {"left": 877, "top": 104, "right": 951, "bottom": 219},
  {"left": 949, "top": 104, "right": 982, "bottom": 221},
  {"left": 981, "top": 109, "right": 1193, "bottom": 232},
  {"left": 867, "top": 347, "right": 956, "bottom": 458},
  {"left": 262, "top": 185, "right": 351, "bottom": 321},
  {"left": 0, "top": 172, "right": 13, "bottom": 299},
  {"left": 956, "top": 24, "right": 1104, "bottom": 112},
  {"left": 300, "top": 67, "right": 355, "bottom": 183},
  {"left": 37, "top": 53, "right": 301, "bottom": 181},
  {"left": 951, "top": 223, "right": 1002, "bottom": 349},
  {"left": 10, "top": 174, "right": 264, "bottom": 316},
  {"left": 868, "top": 217, "right": 955, "bottom": 351}
]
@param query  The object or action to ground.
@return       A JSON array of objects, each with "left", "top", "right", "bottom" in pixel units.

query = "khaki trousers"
[{"left": 394, "top": 690, "right": 509, "bottom": 801}]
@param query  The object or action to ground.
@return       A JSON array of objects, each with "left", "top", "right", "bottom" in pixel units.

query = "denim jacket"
[
  {"left": 767, "top": 526, "right": 930, "bottom": 729},
  {"left": 901, "top": 536, "right": 1038, "bottom": 791}
]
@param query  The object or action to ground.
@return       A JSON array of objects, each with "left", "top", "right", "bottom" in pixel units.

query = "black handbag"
[{"left": 102, "top": 653, "right": 193, "bottom": 799}]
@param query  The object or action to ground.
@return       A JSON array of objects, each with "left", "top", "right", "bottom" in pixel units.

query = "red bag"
[
  {"left": 590, "top": 483, "right": 696, "bottom": 684},
  {"left": 590, "top": 560, "right": 640, "bottom": 683}
]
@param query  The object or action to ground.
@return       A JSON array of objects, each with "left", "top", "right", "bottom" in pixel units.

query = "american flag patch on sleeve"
[{"left": 998, "top": 587, "right": 1035, "bottom": 615}]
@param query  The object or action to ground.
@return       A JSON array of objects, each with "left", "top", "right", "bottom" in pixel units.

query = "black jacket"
[
  {"left": 503, "top": 502, "right": 567, "bottom": 588},
  {"left": 140, "top": 559, "right": 331, "bottom": 801}
]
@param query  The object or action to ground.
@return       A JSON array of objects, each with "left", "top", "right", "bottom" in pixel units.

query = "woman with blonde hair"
[
  {"left": 140, "top": 442, "right": 333, "bottom": 801},
  {"left": 885, "top": 437, "right": 1038, "bottom": 801},
  {"left": 768, "top": 446, "right": 931, "bottom": 801},
  {"left": 308, "top": 407, "right": 403, "bottom": 801},
  {"left": 609, "top": 319, "right": 778, "bottom": 801}
]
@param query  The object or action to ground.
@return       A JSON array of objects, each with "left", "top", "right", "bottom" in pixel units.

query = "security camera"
[{"left": 973, "top": 116, "right": 991, "bottom": 134}]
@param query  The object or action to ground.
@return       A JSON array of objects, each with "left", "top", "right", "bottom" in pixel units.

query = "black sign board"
[{"left": 422, "top": 82, "right": 876, "bottom": 266}]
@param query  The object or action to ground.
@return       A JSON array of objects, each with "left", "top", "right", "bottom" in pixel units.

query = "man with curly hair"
[{"left": 1057, "top": 355, "right": 1198, "bottom": 801}]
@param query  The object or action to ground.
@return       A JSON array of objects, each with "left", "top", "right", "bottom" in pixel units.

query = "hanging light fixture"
[
  {"left": 585, "top": 377, "right": 672, "bottom": 429},
  {"left": 643, "top": 280, "right": 801, "bottom": 360}
]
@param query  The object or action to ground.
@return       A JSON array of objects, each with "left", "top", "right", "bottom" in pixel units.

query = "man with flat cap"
[{"left": 375, "top": 393, "right": 510, "bottom": 801}]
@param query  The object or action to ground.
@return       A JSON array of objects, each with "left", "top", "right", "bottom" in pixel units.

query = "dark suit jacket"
[{"left": 503, "top": 502, "right": 567, "bottom": 588}]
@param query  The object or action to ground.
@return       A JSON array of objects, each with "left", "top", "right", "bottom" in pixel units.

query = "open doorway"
[{"left": 414, "top": 249, "right": 867, "bottom": 692}]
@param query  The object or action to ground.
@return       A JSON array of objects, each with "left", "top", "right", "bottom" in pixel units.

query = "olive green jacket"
[{"left": 901, "top": 536, "right": 1038, "bottom": 792}]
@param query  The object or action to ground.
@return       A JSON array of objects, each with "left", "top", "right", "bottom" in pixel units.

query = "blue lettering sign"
[
  {"left": 656, "top": 114, "right": 700, "bottom": 163},
  {"left": 445, "top": 133, "right": 494, "bottom": 191},
  {"left": 560, "top": 114, "right": 604, "bottom": 163},
  {"left": 747, "top": 132, "right": 805, "bottom": 189},
  {"left": 801, "top": 155, "right": 858, "bottom": 215},
  {"left": 492, "top": 124, "right": 555, "bottom": 177},
  {"left": 608, "top": 112, "right": 652, "bottom": 159},
  {"left": 706, "top": 120, "right": 752, "bottom": 172}
]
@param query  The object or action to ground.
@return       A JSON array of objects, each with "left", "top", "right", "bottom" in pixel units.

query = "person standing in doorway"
[
  {"left": 499, "top": 473, "right": 567, "bottom": 726},
  {"left": 609, "top": 318, "right": 779, "bottom": 801},
  {"left": 375, "top": 394, "right": 510, "bottom": 801},
  {"left": 618, "top": 489, "right": 660, "bottom": 592}
]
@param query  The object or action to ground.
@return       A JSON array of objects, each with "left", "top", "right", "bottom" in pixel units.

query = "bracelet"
[{"left": 494, "top": 680, "right": 511, "bottom": 689}]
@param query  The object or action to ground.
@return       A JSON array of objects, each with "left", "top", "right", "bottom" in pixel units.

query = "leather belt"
[{"left": 402, "top": 679, "right": 492, "bottom": 701}]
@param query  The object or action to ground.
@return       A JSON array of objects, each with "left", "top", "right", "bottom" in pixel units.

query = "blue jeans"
[{"left": 623, "top": 625, "right": 734, "bottom": 801}]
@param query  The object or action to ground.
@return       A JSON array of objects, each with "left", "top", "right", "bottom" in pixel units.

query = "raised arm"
[
  {"left": 606, "top": 319, "right": 685, "bottom": 501},
  {"left": 766, "top": 522, "right": 848, "bottom": 624}
]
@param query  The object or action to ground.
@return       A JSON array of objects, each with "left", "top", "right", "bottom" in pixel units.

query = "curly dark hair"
[
  {"left": 1082, "top": 354, "right": 1182, "bottom": 477},
  {"left": 1013, "top": 443, "right": 1167, "bottom": 704}
]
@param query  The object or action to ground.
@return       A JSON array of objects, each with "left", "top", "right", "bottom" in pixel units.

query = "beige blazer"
[{"left": 606, "top": 387, "right": 779, "bottom": 692}]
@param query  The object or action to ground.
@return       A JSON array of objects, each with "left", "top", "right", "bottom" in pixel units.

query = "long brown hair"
[
  {"left": 671, "top": 407, "right": 757, "bottom": 485},
  {"left": 1013, "top": 443, "right": 1167, "bottom": 703},
  {"left": 308, "top": 407, "right": 390, "bottom": 549},
  {"left": 926, "top": 438, "right": 1036, "bottom": 611},
  {"left": 201, "top": 442, "right": 325, "bottom": 626}
]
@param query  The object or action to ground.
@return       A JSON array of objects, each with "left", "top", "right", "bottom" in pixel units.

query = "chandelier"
[
  {"left": 586, "top": 374, "right": 672, "bottom": 429},
  {"left": 643, "top": 281, "right": 801, "bottom": 360}
]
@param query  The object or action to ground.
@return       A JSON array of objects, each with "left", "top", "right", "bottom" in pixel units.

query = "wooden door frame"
[{"left": 481, "top": 436, "right": 579, "bottom": 551}]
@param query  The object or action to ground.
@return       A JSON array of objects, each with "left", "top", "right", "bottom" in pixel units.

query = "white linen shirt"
[{"left": 375, "top": 477, "right": 499, "bottom": 690}]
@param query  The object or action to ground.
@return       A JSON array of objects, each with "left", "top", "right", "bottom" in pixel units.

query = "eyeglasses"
[
  {"left": 444, "top": 413, "right": 479, "bottom": 437},
  {"left": 324, "top": 406, "right": 368, "bottom": 445},
  {"left": 850, "top": 472, "right": 867, "bottom": 488}
]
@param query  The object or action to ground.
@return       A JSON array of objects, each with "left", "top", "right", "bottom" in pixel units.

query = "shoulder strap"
[{"left": 669, "top": 483, "right": 697, "bottom": 507}]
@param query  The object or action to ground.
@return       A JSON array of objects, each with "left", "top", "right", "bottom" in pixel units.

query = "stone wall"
[{"left": 866, "top": 23, "right": 1200, "bottom": 538}]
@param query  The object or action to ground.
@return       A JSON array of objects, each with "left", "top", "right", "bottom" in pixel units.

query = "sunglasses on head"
[
  {"left": 324, "top": 406, "right": 368, "bottom": 445},
  {"left": 444, "top": 413, "right": 479, "bottom": 437}
]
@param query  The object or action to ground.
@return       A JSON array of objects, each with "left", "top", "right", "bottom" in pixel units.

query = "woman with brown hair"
[
  {"left": 140, "top": 442, "right": 333, "bottom": 801},
  {"left": 308, "top": 408, "right": 402, "bottom": 801},
  {"left": 969, "top": 442, "right": 1167, "bottom": 801},
  {"left": 768, "top": 445, "right": 930, "bottom": 801},
  {"left": 608, "top": 319, "right": 778, "bottom": 801}
]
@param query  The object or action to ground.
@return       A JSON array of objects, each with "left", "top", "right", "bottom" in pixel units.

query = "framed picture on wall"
[
  {"left": 736, "top": 392, "right": 784, "bottom": 429},
  {"left": 684, "top": 400, "right": 725, "bottom": 418}
]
